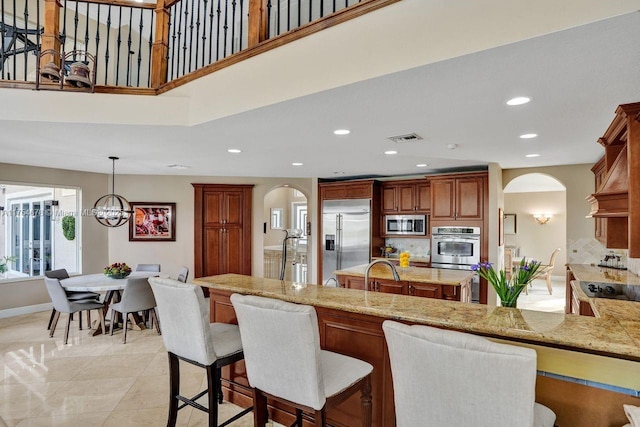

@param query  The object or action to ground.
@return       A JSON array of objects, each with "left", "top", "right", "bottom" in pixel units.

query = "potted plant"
[
  {"left": 472, "top": 258, "right": 542, "bottom": 308},
  {"left": 0, "top": 256, "right": 17, "bottom": 278}
]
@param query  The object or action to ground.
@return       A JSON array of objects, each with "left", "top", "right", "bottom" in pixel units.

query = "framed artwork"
[
  {"left": 504, "top": 214, "right": 517, "bottom": 235},
  {"left": 129, "top": 202, "right": 176, "bottom": 242}
]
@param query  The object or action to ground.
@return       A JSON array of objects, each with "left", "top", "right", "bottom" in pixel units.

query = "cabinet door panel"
[
  {"left": 409, "top": 283, "right": 442, "bottom": 299},
  {"left": 223, "top": 227, "right": 244, "bottom": 273},
  {"left": 203, "top": 227, "right": 222, "bottom": 276},
  {"left": 377, "top": 279, "right": 406, "bottom": 294},
  {"left": 415, "top": 183, "right": 431, "bottom": 213},
  {"left": 224, "top": 192, "right": 245, "bottom": 225},
  {"left": 431, "top": 179, "right": 455, "bottom": 219},
  {"left": 342, "top": 276, "right": 366, "bottom": 290},
  {"left": 204, "top": 192, "right": 224, "bottom": 224},
  {"left": 456, "top": 178, "right": 483, "bottom": 220},
  {"left": 398, "top": 185, "right": 416, "bottom": 212},
  {"left": 381, "top": 186, "right": 397, "bottom": 213}
]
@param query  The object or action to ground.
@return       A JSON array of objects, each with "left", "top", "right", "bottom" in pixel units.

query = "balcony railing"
[{"left": 0, "top": 0, "right": 397, "bottom": 94}]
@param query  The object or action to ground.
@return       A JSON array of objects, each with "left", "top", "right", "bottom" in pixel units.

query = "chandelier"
[{"left": 93, "top": 156, "right": 133, "bottom": 227}]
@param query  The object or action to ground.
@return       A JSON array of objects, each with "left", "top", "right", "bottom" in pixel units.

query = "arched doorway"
[
  {"left": 503, "top": 173, "right": 566, "bottom": 312},
  {"left": 263, "top": 186, "right": 308, "bottom": 282}
]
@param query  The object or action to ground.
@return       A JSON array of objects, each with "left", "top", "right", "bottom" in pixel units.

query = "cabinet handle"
[{"left": 408, "top": 285, "right": 413, "bottom": 295}]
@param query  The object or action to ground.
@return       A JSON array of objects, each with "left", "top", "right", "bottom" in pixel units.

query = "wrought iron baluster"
[
  {"left": 61, "top": 0, "right": 67, "bottom": 48},
  {"left": 104, "top": 5, "right": 111, "bottom": 84},
  {"left": 115, "top": 6, "right": 122, "bottom": 86},
  {"left": 297, "top": 0, "right": 300, "bottom": 28},
  {"left": 333, "top": 0, "right": 336, "bottom": 13},
  {"left": 230, "top": 0, "right": 236, "bottom": 54},
  {"left": 195, "top": 0, "right": 201, "bottom": 68},
  {"left": 276, "top": 0, "right": 279, "bottom": 36},
  {"left": 286, "top": 0, "right": 290, "bottom": 32},
  {"left": 222, "top": 0, "right": 228, "bottom": 58},
  {"left": 215, "top": 0, "right": 221, "bottom": 61},
  {"left": 175, "top": 0, "right": 183, "bottom": 77},
  {"left": 265, "top": 0, "right": 271, "bottom": 40},
  {"left": 188, "top": 0, "right": 195, "bottom": 73},
  {"left": 1, "top": 0, "right": 6, "bottom": 79},
  {"left": 137, "top": 9, "right": 143, "bottom": 87},
  {"left": 95, "top": 4, "right": 100, "bottom": 84},
  {"left": 148, "top": 9, "right": 154, "bottom": 87},
  {"left": 22, "top": 0, "right": 27, "bottom": 80},
  {"left": 169, "top": 3, "right": 176, "bottom": 80},
  {"left": 181, "top": 0, "right": 188, "bottom": 76},
  {"left": 126, "top": 8, "right": 132, "bottom": 86},
  {"left": 238, "top": 0, "right": 243, "bottom": 51},
  {"left": 36, "top": 0, "right": 40, "bottom": 81},
  {"left": 12, "top": 0, "right": 16, "bottom": 79},
  {"left": 207, "top": 0, "right": 214, "bottom": 65},
  {"left": 84, "top": 2, "right": 89, "bottom": 52},
  {"left": 309, "top": 0, "right": 312, "bottom": 24},
  {"left": 73, "top": 2, "right": 78, "bottom": 60},
  {"left": 319, "top": 0, "right": 323, "bottom": 18},
  {"left": 201, "top": 0, "right": 208, "bottom": 67}
]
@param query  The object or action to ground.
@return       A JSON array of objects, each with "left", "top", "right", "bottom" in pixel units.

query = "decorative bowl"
[{"left": 105, "top": 271, "right": 131, "bottom": 279}]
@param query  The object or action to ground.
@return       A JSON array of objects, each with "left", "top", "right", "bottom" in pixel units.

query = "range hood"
[{"left": 587, "top": 145, "right": 628, "bottom": 218}]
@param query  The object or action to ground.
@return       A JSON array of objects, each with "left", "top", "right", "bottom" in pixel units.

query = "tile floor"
[
  {"left": 0, "top": 310, "right": 277, "bottom": 427},
  {"left": 517, "top": 276, "right": 566, "bottom": 313}
]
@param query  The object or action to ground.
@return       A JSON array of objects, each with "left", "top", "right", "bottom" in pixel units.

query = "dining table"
[{"left": 60, "top": 271, "right": 158, "bottom": 336}]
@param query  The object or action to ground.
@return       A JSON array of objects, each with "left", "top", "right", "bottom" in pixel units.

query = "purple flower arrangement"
[{"left": 472, "top": 258, "right": 542, "bottom": 307}]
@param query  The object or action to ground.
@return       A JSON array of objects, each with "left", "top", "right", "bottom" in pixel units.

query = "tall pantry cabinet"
[{"left": 193, "top": 184, "right": 253, "bottom": 295}]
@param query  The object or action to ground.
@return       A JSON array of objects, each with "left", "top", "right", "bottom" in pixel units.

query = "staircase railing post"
[
  {"left": 248, "top": 0, "right": 268, "bottom": 47},
  {"left": 42, "top": 0, "right": 61, "bottom": 64},
  {"left": 151, "top": 0, "right": 170, "bottom": 88}
]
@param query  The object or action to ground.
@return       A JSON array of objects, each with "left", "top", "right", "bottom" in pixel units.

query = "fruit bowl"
[
  {"left": 105, "top": 271, "right": 131, "bottom": 279},
  {"left": 104, "top": 262, "right": 132, "bottom": 279}
]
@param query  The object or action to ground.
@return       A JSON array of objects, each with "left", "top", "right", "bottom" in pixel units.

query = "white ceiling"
[{"left": 1, "top": 2, "right": 639, "bottom": 178}]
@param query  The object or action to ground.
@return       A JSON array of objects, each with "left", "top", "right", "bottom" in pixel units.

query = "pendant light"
[{"left": 93, "top": 156, "right": 133, "bottom": 227}]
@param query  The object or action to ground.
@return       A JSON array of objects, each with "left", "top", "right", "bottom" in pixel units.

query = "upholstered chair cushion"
[
  {"left": 230, "top": 293, "right": 373, "bottom": 411},
  {"left": 110, "top": 277, "right": 156, "bottom": 313},
  {"left": 149, "top": 278, "right": 241, "bottom": 365},
  {"left": 136, "top": 264, "right": 161, "bottom": 272},
  {"left": 382, "top": 320, "right": 555, "bottom": 427}
]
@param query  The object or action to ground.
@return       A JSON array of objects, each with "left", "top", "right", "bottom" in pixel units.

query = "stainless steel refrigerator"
[{"left": 322, "top": 199, "right": 371, "bottom": 284}]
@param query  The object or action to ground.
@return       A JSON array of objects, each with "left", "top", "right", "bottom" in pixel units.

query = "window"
[
  {"left": 291, "top": 202, "right": 307, "bottom": 243},
  {"left": 1, "top": 184, "right": 80, "bottom": 280}
]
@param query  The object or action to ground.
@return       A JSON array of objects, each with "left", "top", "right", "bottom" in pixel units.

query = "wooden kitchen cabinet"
[
  {"left": 374, "top": 278, "right": 406, "bottom": 294},
  {"left": 591, "top": 156, "right": 628, "bottom": 248},
  {"left": 407, "top": 282, "right": 441, "bottom": 298},
  {"left": 430, "top": 173, "right": 486, "bottom": 221},
  {"left": 381, "top": 180, "right": 430, "bottom": 214},
  {"left": 193, "top": 184, "right": 253, "bottom": 295},
  {"left": 336, "top": 273, "right": 468, "bottom": 301},
  {"left": 319, "top": 180, "right": 375, "bottom": 200}
]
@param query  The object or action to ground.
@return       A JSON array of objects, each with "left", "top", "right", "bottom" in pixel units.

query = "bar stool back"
[
  {"left": 382, "top": 320, "right": 556, "bottom": 427},
  {"left": 230, "top": 293, "right": 373, "bottom": 427},
  {"left": 149, "top": 278, "right": 252, "bottom": 427}
]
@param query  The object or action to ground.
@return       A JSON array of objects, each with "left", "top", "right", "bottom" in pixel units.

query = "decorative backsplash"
[
  {"left": 567, "top": 238, "right": 632, "bottom": 269},
  {"left": 384, "top": 238, "right": 430, "bottom": 259}
]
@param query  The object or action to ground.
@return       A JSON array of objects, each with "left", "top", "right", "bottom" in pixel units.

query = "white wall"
[{"left": 504, "top": 191, "right": 567, "bottom": 274}]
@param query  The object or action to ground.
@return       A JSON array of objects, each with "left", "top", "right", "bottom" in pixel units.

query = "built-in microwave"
[{"left": 384, "top": 215, "right": 427, "bottom": 236}]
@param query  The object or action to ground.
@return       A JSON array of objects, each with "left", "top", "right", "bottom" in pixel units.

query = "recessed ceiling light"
[
  {"left": 525, "top": 154, "right": 540, "bottom": 158},
  {"left": 520, "top": 133, "right": 538, "bottom": 139},
  {"left": 167, "top": 164, "right": 190, "bottom": 169},
  {"left": 416, "top": 164, "right": 428, "bottom": 168},
  {"left": 334, "top": 129, "right": 350, "bottom": 135},
  {"left": 506, "top": 96, "right": 532, "bottom": 106},
  {"left": 227, "top": 149, "right": 242, "bottom": 153},
  {"left": 292, "top": 162, "right": 303, "bottom": 166},
  {"left": 333, "top": 171, "right": 345, "bottom": 175},
  {"left": 447, "top": 143, "right": 458, "bottom": 150},
  {"left": 385, "top": 150, "right": 398, "bottom": 155}
]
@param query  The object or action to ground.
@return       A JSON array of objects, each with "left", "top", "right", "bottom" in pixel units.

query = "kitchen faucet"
[{"left": 364, "top": 259, "right": 400, "bottom": 291}]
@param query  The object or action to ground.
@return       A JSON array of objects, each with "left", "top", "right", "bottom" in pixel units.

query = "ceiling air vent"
[{"left": 387, "top": 133, "right": 423, "bottom": 143}]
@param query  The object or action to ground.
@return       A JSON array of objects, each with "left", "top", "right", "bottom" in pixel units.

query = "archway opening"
[{"left": 503, "top": 173, "right": 566, "bottom": 312}]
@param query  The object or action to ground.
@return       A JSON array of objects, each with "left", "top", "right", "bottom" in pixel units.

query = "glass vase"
[{"left": 500, "top": 299, "right": 518, "bottom": 308}]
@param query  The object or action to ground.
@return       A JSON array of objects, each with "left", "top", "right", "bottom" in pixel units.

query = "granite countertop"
[
  {"left": 568, "top": 264, "right": 640, "bottom": 322},
  {"left": 334, "top": 264, "right": 472, "bottom": 286},
  {"left": 194, "top": 273, "right": 640, "bottom": 361}
]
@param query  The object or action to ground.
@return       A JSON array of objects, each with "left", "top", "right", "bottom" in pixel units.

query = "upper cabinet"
[
  {"left": 381, "top": 180, "right": 430, "bottom": 214},
  {"left": 430, "top": 173, "right": 486, "bottom": 221},
  {"left": 587, "top": 102, "right": 640, "bottom": 256},
  {"left": 320, "top": 181, "right": 375, "bottom": 200}
]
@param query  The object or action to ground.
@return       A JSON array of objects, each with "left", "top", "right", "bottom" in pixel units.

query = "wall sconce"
[{"left": 533, "top": 214, "right": 552, "bottom": 225}]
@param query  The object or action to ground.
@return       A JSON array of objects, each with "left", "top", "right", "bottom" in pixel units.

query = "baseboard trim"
[{"left": 0, "top": 303, "right": 52, "bottom": 319}]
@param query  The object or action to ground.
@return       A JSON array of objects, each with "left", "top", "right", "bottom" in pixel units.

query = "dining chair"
[
  {"left": 148, "top": 278, "right": 253, "bottom": 427},
  {"left": 44, "top": 277, "right": 106, "bottom": 345},
  {"left": 382, "top": 320, "right": 556, "bottom": 427},
  {"left": 45, "top": 269, "right": 100, "bottom": 331},
  {"left": 230, "top": 293, "right": 373, "bottom": 427},
  {"left": 135, "top": 264, "right": 161, "bottom": 272},
  {"left": 109, "top": 277, "right": 160, "bottom": 343},
  {"left": 177, "top": 266, "right": 189, "bottom": 283},
  {"left": 538, "top": 248, "right": 561, "bottom": 295}
]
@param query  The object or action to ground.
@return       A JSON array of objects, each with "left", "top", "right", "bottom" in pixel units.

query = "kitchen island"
[
  {"left": 334, "top": 263, "right": 473, "bottom": 301},
  {"left": 194, "top": 273, "right": 640, "bottom": 427}
]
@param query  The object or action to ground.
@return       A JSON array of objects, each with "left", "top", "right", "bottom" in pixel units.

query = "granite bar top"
[
  {"left": 568, "top": 264, "right": 640, "bottom": 286},
  {"left": 334, "top": 264, "right": 473, "bottom": 286},
  {"left": 193, "top": 273, "right": 640, "bottom": 361}
]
